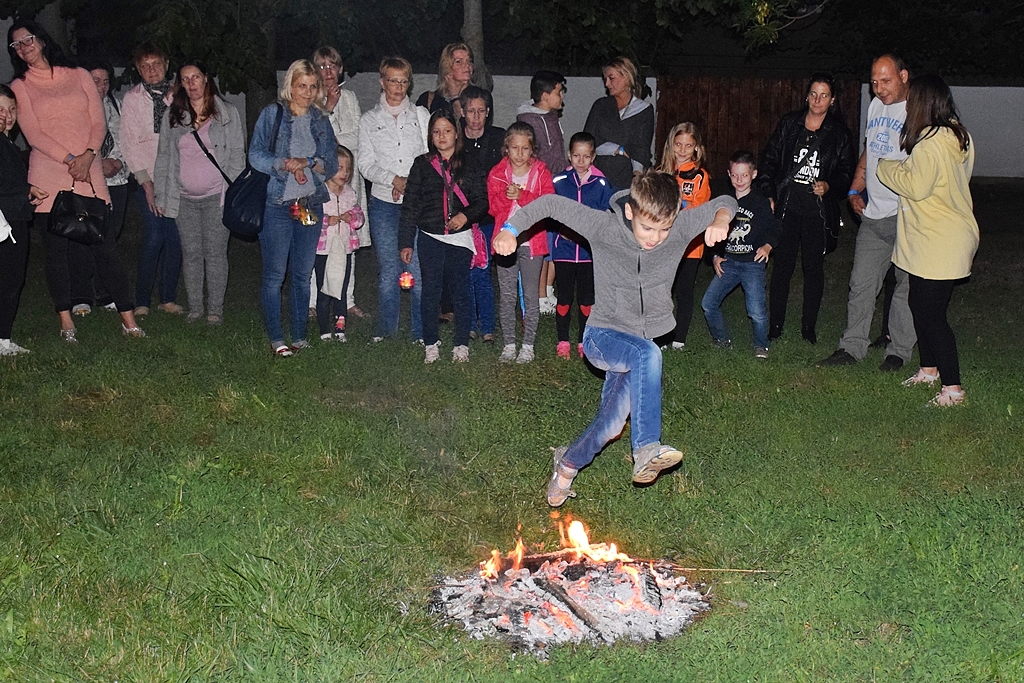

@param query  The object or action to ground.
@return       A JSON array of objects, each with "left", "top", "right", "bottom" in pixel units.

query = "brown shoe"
[
  {"left": 158, "top": 302, "right": 184, "bottom": 315},
  {"left": 133, "top": 306, "right": 150, "bottom": 317},
  {"left": 347, "top": 306, "right": 368, "bottom": 319}
]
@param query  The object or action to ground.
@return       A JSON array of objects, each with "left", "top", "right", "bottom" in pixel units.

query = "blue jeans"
[
  {"left": 369, "top": 197, "right": 421, "bottom": 340},
  {"left": 259, "top": 202, "right": 320, "bottom": 344},
  {"left": 468, "top": 223, "right": 495, "bottom": 336},
  {"left": 418, "top": 233, "right": 471, "bottom": 347},
  {"left": 562, "top": 326, "right": 663, "bottom": 471},
  {"left": 134, "top": 184, "right": 182, "bottom": 307},
  {"left": 701, "top": 258, "right": 768, "bottom": 348}
]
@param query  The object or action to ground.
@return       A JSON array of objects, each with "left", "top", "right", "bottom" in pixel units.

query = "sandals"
[
  {"left": 928, "top": 386, "right": 966, "bottom": 407},
  {"left": 121, "top": 324, "right": 146, "bottom": 338},
  {"left": 272, "top": 342, "right": 294, "bottom": 357},
  {"left": 60, "top": 328, "right": 78, "bottom": 344},
  {"left": 902, "top": 369, "right": 939, "bottom": 387}
]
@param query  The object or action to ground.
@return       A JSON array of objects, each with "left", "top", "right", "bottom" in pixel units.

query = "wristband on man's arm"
[
  {"left": 500, "top": 223, "right": 519, "bottom": 237},
  {"left": 848, "top": 189, "right": 861, "bottom": 196}
]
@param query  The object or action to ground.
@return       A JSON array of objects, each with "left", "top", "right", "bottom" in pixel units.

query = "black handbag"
[
  {"left": 220, "top": 103, "right": 283, "bottom": 239},
  {"left": 47, "top": 178, "right": 110, "bottom": 246}
]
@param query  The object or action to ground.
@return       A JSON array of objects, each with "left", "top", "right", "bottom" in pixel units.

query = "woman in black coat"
[{"left": 758, "top": 72, "right": 855, "bottom": 344}]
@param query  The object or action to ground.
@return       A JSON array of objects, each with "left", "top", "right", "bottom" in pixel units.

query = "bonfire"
[{"left": 431, "top": 516, "right": 710, "bottom": 657}]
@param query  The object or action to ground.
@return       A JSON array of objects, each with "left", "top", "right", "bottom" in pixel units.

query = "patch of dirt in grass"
[
  {"left": 317, "top": 383, "right": 430, "bottom": 415},
  {"left": 65, "top": 385, "right": 123, "bottom": 411}
]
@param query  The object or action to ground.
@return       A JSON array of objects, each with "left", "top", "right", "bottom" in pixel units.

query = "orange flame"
[
  {"left": 561, "top": 519, "right": 633, "bottom": 563},
  {"left": 479, "top": 549, "right": 502, "bottom": 579},
  {"left": 511, "top": 538, "right": 525, "bottom": 571}
]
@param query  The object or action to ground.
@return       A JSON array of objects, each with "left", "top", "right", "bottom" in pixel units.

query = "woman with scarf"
[
  {"left": 120, "top": 43, "right": 183, "bottom": 318},
  {"left": 358, "top": 57, "right": 430, "bottom": 342},
  {"left": 399, "top": 109, "right": 488, "bottom": 363},
  {"left": 8, "top": 19, "right": 144, "bottom": 342}
]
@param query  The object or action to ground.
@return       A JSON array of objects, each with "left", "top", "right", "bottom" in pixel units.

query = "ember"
[{"left": 432, "top": 518, "right": 709, "bottom": 656}]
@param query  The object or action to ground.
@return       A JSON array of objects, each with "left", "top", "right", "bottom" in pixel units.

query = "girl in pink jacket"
[{"left": 487, "top": 121, "right": 554, "bottom": 364}]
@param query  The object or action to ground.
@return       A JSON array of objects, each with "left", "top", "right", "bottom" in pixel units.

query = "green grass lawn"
[{"left": 2, "top": 181, "right": 1023, "bottom": 681}]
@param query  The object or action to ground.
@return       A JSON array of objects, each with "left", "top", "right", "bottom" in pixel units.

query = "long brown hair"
[
  {"left": 900, "top": 74, "right": 970, "bottom": 154},
  {"left": 427, "top": 109, "right": 465, "bottom": 181},
  {"left": 658, "top": 122, "right": 705, "bottom": 174},
  {"left": 169, "top": 61, "right": 220, "bottom": 128}
]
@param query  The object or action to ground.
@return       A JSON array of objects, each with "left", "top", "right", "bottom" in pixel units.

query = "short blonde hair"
[
  {"left": 280, "top": 59, "right": 325, "bottom": 111},
  {"left": 627, "top": 170, "right": 681, "bottom": 224},
  {"left": 436, "top": 42, "right": 474, "bottom": 90},
  {"left": 379, "top": 57, "right": 413, "bottom": 96},
  {"left": 658, "top": 122, "right": 706, "bottom": 174},
  {"left": 603, "top": 56, "right": 643, "bottom": 99}
]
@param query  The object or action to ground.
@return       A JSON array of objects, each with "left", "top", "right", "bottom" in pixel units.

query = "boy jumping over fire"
[{"left": 494, "top": 170, "right": 735, "bottom": 505}]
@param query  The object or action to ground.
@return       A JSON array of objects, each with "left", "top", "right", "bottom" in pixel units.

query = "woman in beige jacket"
[{"left": 876, "top": 75, "right": 978, "bottom": 407}]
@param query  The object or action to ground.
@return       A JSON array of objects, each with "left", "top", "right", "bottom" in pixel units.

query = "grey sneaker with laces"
[
  {"left": 424, "top": 342, "right": 440, "bottom": 364},
  {"left": 452, "top": 344, "right": 469, "bottom": 362},
  {"left": 546, "top": 446, "right": 578, "bottom": 507},
  {"left": 631, "top": 443, "right": 683, "bottom": 484}
]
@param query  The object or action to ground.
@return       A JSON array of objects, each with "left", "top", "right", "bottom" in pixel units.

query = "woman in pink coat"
[{"left": 8, "top": 19, "right": 143, "bottom": 342}]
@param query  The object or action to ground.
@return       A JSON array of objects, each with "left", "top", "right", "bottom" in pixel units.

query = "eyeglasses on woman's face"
[{"left": 9, "top": 34, "right": 35, "bottom": 51}]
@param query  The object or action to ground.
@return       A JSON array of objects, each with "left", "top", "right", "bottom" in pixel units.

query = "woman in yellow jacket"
[{"left": 876, "top": 75, "right": 978, "bottom": 407}]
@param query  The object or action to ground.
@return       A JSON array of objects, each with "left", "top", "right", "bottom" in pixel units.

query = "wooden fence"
[{"left": 655, "top": 76, "right": 862, "bottom": 187}]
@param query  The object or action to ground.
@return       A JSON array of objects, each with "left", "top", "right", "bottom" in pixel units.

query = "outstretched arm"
[{"left": 493, "top": 195, "right": 604, "bottom": 256}]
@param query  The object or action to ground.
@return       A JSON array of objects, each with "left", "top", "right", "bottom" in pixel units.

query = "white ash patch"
[{"left": 432, "top": 557, "right": 709, "bottom": 657}]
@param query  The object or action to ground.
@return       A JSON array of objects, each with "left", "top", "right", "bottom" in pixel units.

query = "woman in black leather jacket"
[{"left": 758, "top": 73, "right": 855, "bottom": 344}]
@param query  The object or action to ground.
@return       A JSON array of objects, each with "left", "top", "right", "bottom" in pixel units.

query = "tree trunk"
[
  {"left": 36, "top": 1, "right": 69, "bottom": 53},
  {"left": 462, "top": 0, "right": 492, "bottom": 91},
  {"left": 245, "top": 19, "right": 278, "bottom": 139}
]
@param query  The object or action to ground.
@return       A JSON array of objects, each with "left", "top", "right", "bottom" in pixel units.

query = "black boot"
[
  {"left": 768, "top": 324, "right": 784, "bottom": 341},
  {"left": 801, "top": 326, "right": 817, "bottom": 344}
]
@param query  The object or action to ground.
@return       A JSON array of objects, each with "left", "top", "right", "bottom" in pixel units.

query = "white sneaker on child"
[
  {"left": 498, "top": 343, "right": 517, "bottom": 363},
  {"left": 424, "top": 342, "right": 440, "bottom": 364},
  {"left": 516, "top": 344, "right": 535, "bottom": 364},
  {"left": 539, "top": 296, "right": 556, "bottom": 315},
  {"left": 452, "top": 344, "right": 469, "bottom": 362}
]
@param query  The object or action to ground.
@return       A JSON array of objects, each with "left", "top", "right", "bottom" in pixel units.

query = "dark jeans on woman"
[
  {"left": 769, "top": 211, "right": 827, "bottom": 334},
  {"left": 418, "top": 233, "right": 471, "bottom": 348},
  {"left": 69, "top": 182, "right": 130, "bottom": 307},
  {"left": 314, "top": 252, "right": 353, "bottom": 336},
  {"left": 670, "top": 257, "right": 701, "bottom": 344},
  {"left": 134, "top": 184, "right": 182, "bottom": 308},
  {"left": 908, "top": 274, "right": 961, "bottom": 386},
  {"left": 0, "top": 219, "right": 30, "bottom": 338},
  {"left": 555, "top": 261, "right": 594, "bottom": 344},
  {"left": 36, "top": 213, "right": 135, "bottom": 314}
]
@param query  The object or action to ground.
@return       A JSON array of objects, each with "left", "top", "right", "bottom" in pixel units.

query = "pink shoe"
[
  {"left": 577, "top": 343, "right": 584, "bottom": 358},
  {"left": 556, "top": 341, "right": 571, "bottom": 359}
]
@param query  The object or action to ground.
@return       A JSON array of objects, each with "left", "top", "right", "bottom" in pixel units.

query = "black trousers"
[
  {"left": 669, "top": 256, "right": 701, "bottom": 344},
  {"left": 0, "top": 219, "right": 30, "bottom": 338},
  {"left": 908, "top": 274, "right": 961, "bottom": 386},
  {"left": 37, "top": 213, "right": 134, "bottom": 314},
  {"left": 769, "top": 211, "right": 826, "bottom": 332},
  {"left": 554, "top": 261, "right": 594, "bottom": 343},
  {"left": 69, "top": 182, "right": 130, "bottom": 306}
]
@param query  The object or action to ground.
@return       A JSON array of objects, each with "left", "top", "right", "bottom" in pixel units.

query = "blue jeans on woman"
[
  {"left": 369, "top": 196, "right": 421, "bottom": 340},
  {"left": 468, "top": 223, "right": 495, "bottom": 337},
  {"left": 134, "top": 184, "right": 182, "bottom": 308},
  {"left": 561, "top": 326, "right": 663, "bottom": 471},
  {"left": 259, "top": 202, "right": 320, "bottom": 344},
  {"left": 701, "top": 259, "right": 768, "bottom": 349}
]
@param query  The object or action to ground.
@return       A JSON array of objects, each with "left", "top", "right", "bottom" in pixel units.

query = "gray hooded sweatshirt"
[
  {"left": 516, "top": 101, "right": 566, "bottom": 177},
  {"left": 505, "top": 191, "right": 737, "bottom": 339}
]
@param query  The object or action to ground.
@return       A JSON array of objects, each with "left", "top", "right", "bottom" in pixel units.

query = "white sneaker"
[
  {"left": 103, "top": 302, "right": 117, "bottom": 311},
  {"left": 334, "top": 332, "right": 347, "bottom": 343},
  {"left": 516, "top": 344, "right": 535, "bottom": 364},
  {"left": 0, "top": 339, "right": 30, "bottom": 356},
  {"left": 71, "top": 303, "right": 91, "bottom": 316},
  {"left": 424, "top": 342, "right": 440, "bottom": 364},
  {"left": 452, "top": 344, "right": 469, "bottom": 362},
  {"left": 539, "top": 296, "right": 556, "bottom": 315},
  {"left": 498, "top": 343, "right": 517, "bottom": 363}
]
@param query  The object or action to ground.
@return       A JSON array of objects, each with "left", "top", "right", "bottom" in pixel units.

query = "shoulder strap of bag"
[
  {"left": 192, "top": 129, "right": 233, "bottom": 185},
  {"left": 269, "top": 102, "right": 284, "bottom": 155}
]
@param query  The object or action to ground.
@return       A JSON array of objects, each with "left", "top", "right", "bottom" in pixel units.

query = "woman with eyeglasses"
[
  {"left": 310, "top": 46, "right": 368, "bottom": 322},
  {"left": 358, "top": 57, "right": 430, "bottom": 342},
  {"left": 153, "top": 61, "right": 245, "bottom": 326},
  {"left": 7, "top": 18, "right": 145, "bottom": 342},
  {"left": 757, "top": 72, "right": 855, "bottom": 345}
]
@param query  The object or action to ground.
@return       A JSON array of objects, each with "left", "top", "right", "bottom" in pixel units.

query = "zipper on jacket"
[{"left": 637, "top": 251, "right": 645, "bottom": 338}]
